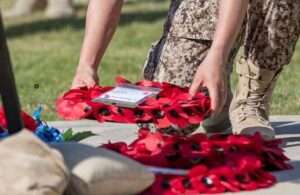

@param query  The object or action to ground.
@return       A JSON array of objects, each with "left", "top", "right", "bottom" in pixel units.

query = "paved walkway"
[{"left": 49, "top": 116, "right": 300, "bottom": 195}]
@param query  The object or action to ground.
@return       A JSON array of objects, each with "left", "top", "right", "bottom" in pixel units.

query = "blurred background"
[{"left": 0, "top": 0, "right": 299, "bottom": 120}]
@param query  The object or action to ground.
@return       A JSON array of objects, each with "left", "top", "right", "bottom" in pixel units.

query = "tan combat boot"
[
  {"left": 230, "top": 59, "right": 281, "bottom": 140},
  {"left": 46, "top": 0, "right": 74, "bottom": 19},
  {"left": 3, "top": 0, "right": 46, "bottom": 18}
]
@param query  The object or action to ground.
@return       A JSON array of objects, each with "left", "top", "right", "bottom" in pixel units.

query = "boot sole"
[{"left": 240, "top": 126, "right": 275, "bottom": 140}]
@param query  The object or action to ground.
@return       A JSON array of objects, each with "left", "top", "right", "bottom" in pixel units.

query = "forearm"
[
  {"left": 78, "top": 0, "right": 124, "bottom": 70},
  {"left": 210, "top": 0, "right": 249, "bottom": 59}
]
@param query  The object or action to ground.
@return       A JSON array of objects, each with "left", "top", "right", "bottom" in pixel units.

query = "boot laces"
[{"left": 239, "top": 92, "right": 268, "bottom": 123}]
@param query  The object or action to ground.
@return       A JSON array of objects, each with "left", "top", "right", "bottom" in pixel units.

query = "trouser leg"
[
  {"left": 46, "top": 0, "right": 74, "bottom": 19},
  {"left": 230, "top": 0, "right": 300, "bottom": 139},
  {"left": 142, "top": 0, "right": 245, "bottom": 135},
  {"left": 3, "top": 0, "right": 46, "bottom": 18}
]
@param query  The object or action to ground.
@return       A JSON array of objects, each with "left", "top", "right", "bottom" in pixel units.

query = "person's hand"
[
  {"left": 71, "top": 65, "right": 99, "bottom": 89},
  {"left": 189, "top": 50, "right": 228, "bottom": 115}
]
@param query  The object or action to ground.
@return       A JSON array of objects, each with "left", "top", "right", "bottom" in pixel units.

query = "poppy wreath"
[
  {"left": 56, "top": 77, "right": 211, "bottom": 130},
  {"left": 102, "top": 128, "right": 292, "bottom": 194},
  {"left": 57, "top": 76, "right": 291, "bottom": 194}
]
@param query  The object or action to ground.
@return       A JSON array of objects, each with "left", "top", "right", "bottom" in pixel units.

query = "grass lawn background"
[{"left": 1, "top": 0, "right": 300, "bottom": 120}]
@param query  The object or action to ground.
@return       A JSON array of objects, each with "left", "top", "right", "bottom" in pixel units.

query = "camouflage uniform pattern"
[
  {"left": 243, "top": 0, "right": 300, "bottom": 71},
  {"left": 144, "top": 0, "right": 300, "bottom": 86},
  {"left": 143, "top": 0, "right": 300, "bottom": 135},
  {"left": 3, "top": 0, "right": 74, "bottom": 19}
]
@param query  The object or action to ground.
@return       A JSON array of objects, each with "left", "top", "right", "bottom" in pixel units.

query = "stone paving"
[{"left": 49, "top": 116, "right": 300, "bottom": 195}]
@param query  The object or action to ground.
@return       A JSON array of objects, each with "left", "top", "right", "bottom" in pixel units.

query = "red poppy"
[
  {"left": 57, "top": 77, "right": 212, "bottom": 130},
  {"left": 58, "top": 77, "right": 291, "bottom": 194},
  {"left": 101, "top": 129, "right": 291, "bottom": 194},
  {"left": 164, "top": 106, "right": 189, "bottom": 129},
  {"left": 132, "top": 108, "right": 153, "bottom": 123},
  {"left": 236, "top": 155, "right": 262, "bottom": 172},
  {"left": 94, "top": 104, "right": 116, "bottom": 122},
  {"left": 56, "top": 88, "right": 92, "bottom": 120},
  {"left": 141, "top": 175, "right": 178, "bottom": 195},
  {"left": 115, "top": 76, "right": 131, "bottom": 85},
  {"left": 254, "top": 171, "right": 276, "bottom": 188},
  {"left": 169, "top": 177, "right": 190, "bottom": 194},
  {"left": 102, "top": 141, "right": 128, "bottom": 154},
  {"left": 209, "top": 166, "right": 241, "bottom": 192},
  {"left": 89, "top": 86, "right": 113, "bottom": 99}
]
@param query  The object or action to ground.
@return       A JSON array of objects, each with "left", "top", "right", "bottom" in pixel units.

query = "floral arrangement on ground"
[{"left": 0, "top": 77, "right": 292, "bottom": 194}]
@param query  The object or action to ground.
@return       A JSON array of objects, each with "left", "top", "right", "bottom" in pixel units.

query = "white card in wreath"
[{"left": 93, "top": 84, "right": 160, "bottom": 108}]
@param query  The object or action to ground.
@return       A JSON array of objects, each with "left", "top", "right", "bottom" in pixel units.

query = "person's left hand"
[
  {"left": 71, "top": 65, "right": 99, "bottom": 89},
  {"left": 189, "top": 50, "right": 228, "bottom": 115}
]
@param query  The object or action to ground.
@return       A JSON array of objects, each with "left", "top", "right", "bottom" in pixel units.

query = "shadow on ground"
[
  {"left": 273, "top": 121, "right": 300, "bottom": 148},
  {"left": 273, "top": 121, "right": 300, "bottom": 135},
  {"left": 4, "top": 7, "right": 168, "bottom": 38},
  {"left": 274, "top": 160, "right": 300, "bottom": 184}
]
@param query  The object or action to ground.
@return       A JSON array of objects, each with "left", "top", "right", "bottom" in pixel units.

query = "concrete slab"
[{"left": 49, "top": 116, "right": 300, "bottom": 195}]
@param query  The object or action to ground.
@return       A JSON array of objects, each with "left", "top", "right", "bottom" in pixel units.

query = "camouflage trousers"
[{"left": 143, "top": 0, "right": 300, "bottom": 87}]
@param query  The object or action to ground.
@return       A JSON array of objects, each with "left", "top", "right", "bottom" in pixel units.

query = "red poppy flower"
[
  {"left": 102, "top": 141, "right": 128, "bottom": 154},
  {"left": 58, "top": 77, "right": 291, "bottom": 194},
  {"left": 169, "top": 176, "right": 190, "bottom": 194},
  {"left": 101, "top": 129, "right": 291, "bottom": 194},
  {"left": 115, "top": 76, "right": 131, "bottom": 85},
  {"left": 56, "top": 85, "right": 113, "bottom": 120},
  {"left": 132, "top": 108, "right": 153, "bottom": 123},
  {"left": 134, "top": 131, "right": 165, "bottom": 152},
  {"left": 141, "top": 175, "right": 177, "bottom": 195},
  {"left": 254, "top": 170, "right": 276, "bottom": 188},
  {"left": 94, "top": 104, "right": 116, "bottom": 122},
  {"left": 128, "top": 132, "right": 179, "bottom": 167},
  {"left": 236, "top": 155, "right": 262, "bottom": 172},
  {"left": 209, "top": 166, "right": 241, "bottom": 192},
  {"left": 164, "top": 106, "right": 189, "bottom": 129},
  {"left": 56, "top": 88, "right": 92, "bottom": 120},
  {"left": 57, "top": 77, "right": 212, "bottom": 130},
  {"left": 89, "top": 86, "right": 113, "bottom": 99}
]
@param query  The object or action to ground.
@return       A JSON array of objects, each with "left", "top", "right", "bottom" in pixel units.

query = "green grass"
[{"left": 1, "top": 0, "right": 300, "bottom": 120}]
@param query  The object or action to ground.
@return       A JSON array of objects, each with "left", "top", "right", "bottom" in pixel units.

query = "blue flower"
[
  {"left": 33, "top": 106, "right": 63, "bottom": 143},
  {"left": 35, "top": 123, "right": 64, "bottom": 143}
]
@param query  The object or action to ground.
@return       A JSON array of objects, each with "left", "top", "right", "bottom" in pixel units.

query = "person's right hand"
[
  {"left": 71, "top": 66, "right": 99, "bottom": 89},
  {"left": 189, "top": 49, "right": 228, "bottom": 115}
]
